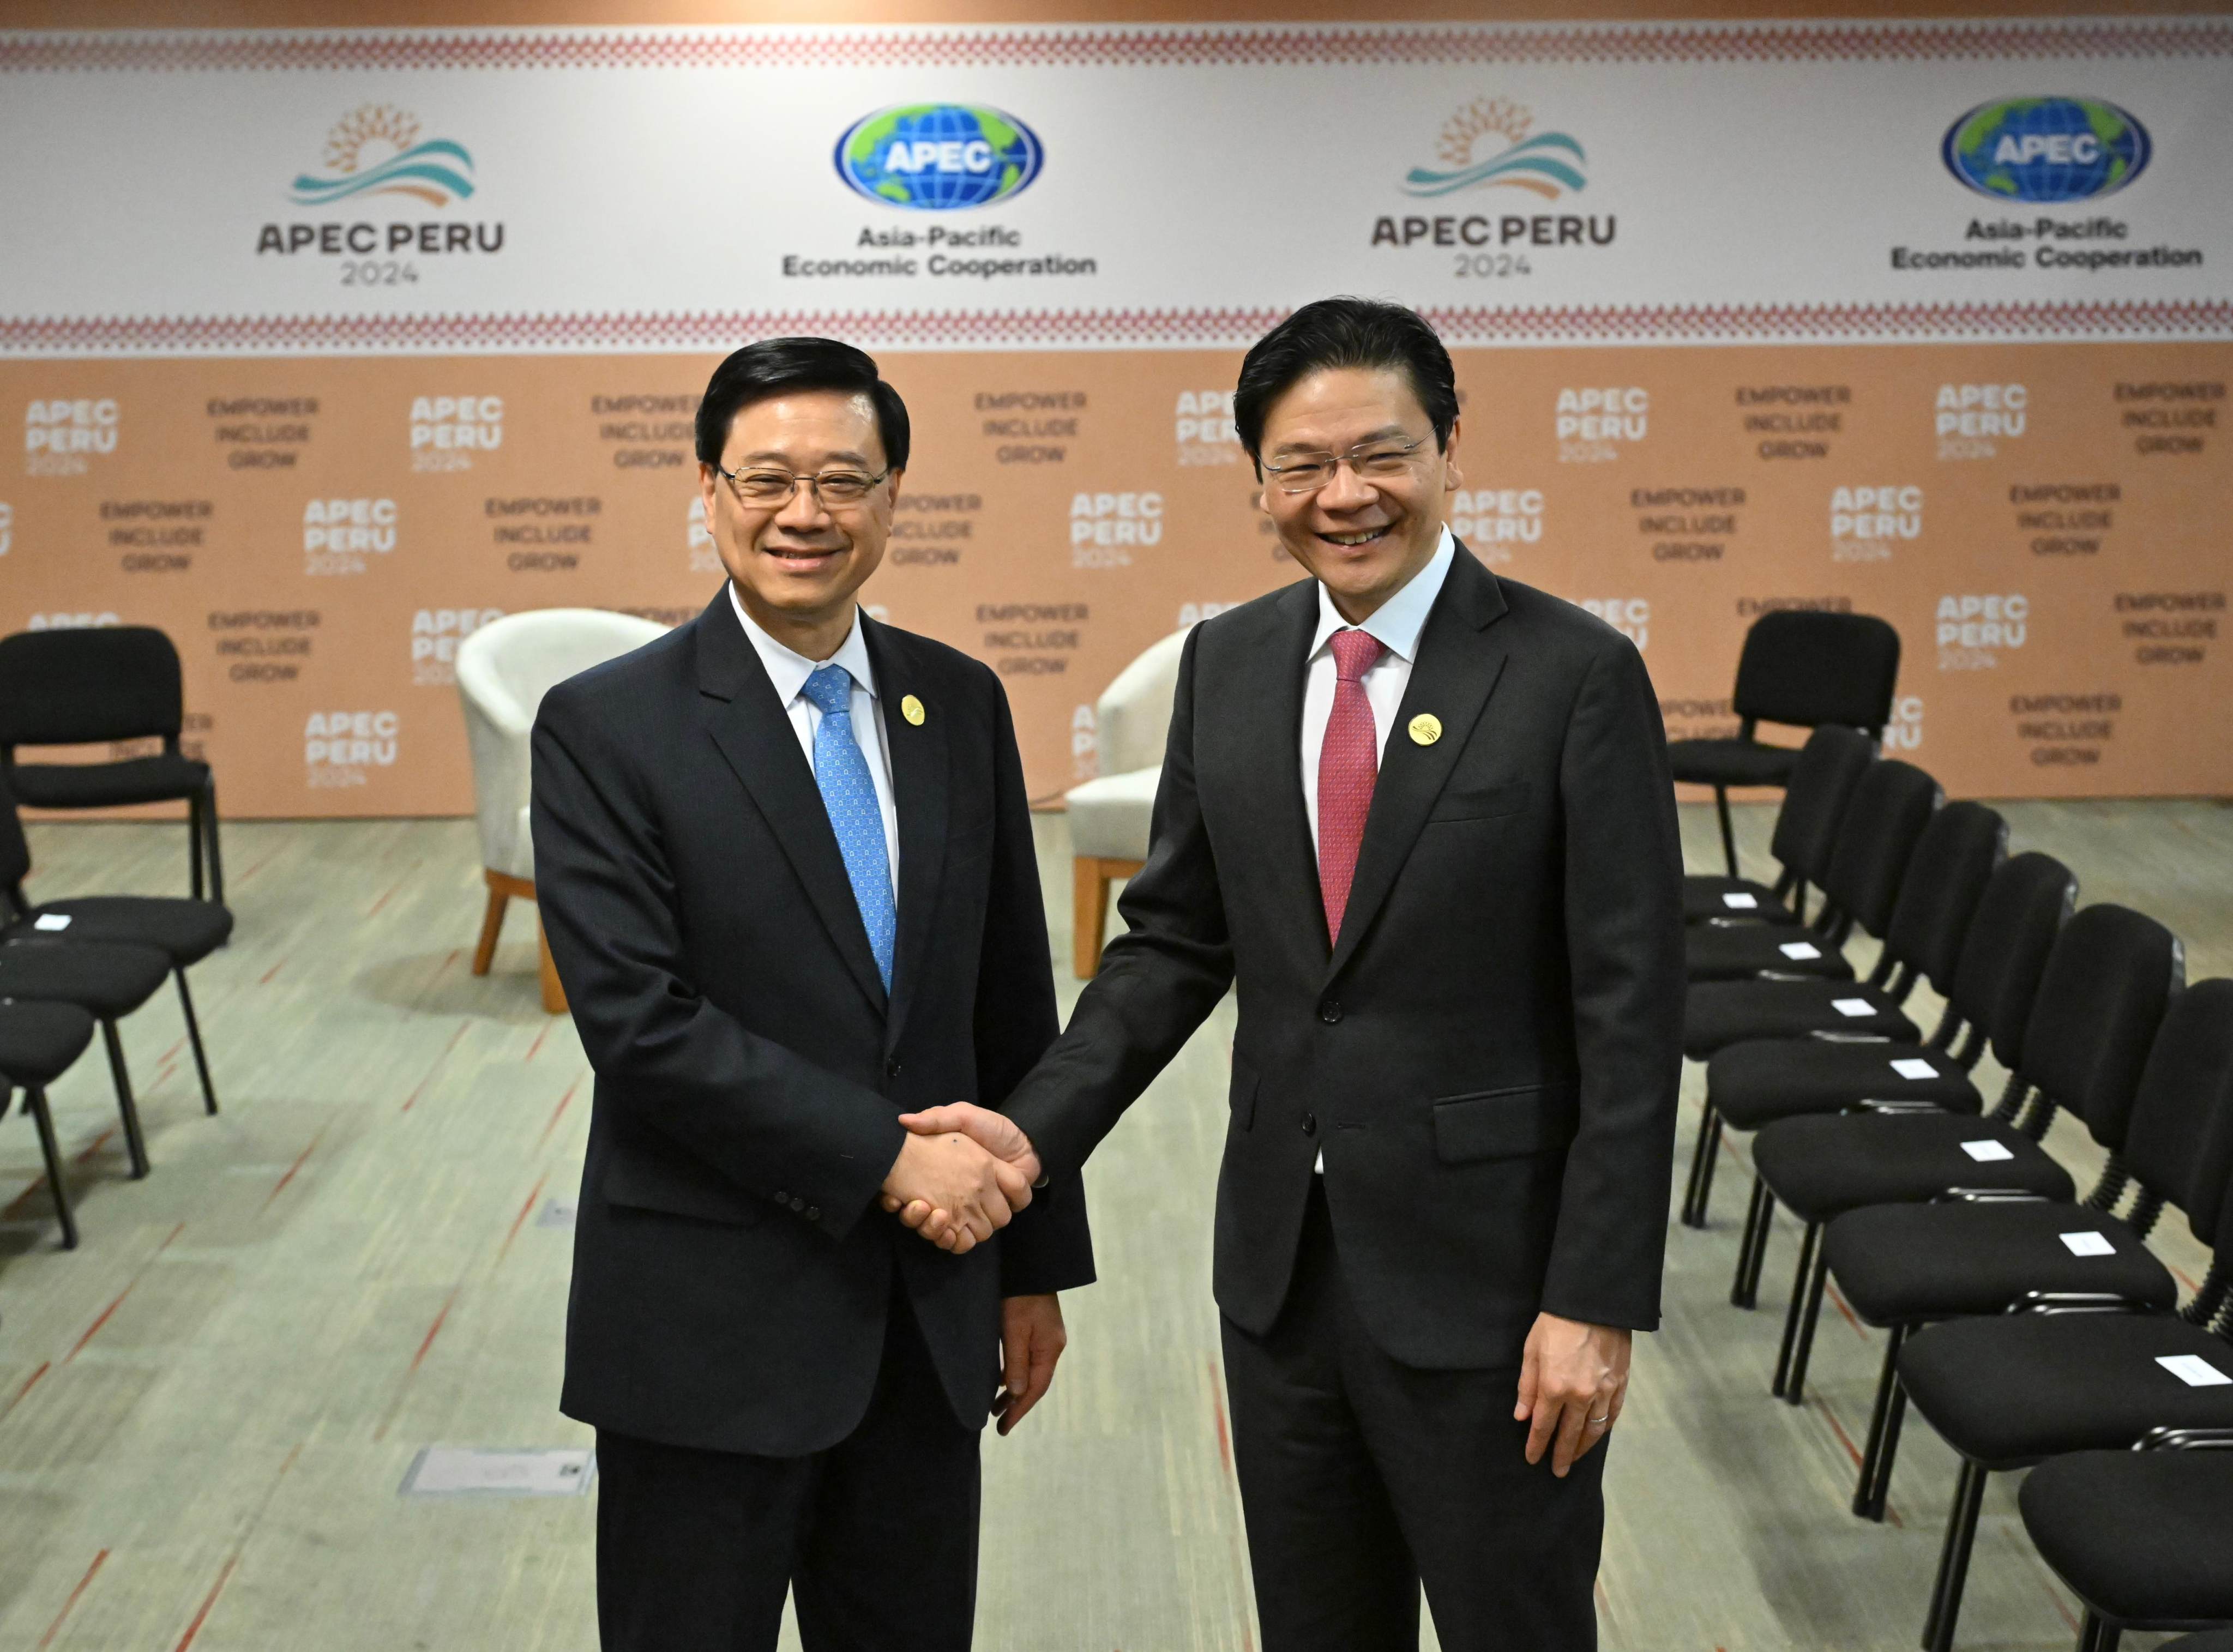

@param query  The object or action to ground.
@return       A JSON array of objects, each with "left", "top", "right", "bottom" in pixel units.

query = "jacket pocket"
[
  {"left": 1427, "top": 779, "right": 1531, "bottom": 823},
  {"left": 1431, "top": 1084, "right": 1565, "bottom": 1163},
  {"left": 1229, "top": 1054, "right": 1260, "bottom": 1131},
  {"left": 602, "top": 1154, "right": 767, "bottom": 1227}
]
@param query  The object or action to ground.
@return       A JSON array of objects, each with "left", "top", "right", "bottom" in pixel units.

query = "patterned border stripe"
[
  {"left": 2, "top": 300, "right": 2228, "bottom": 355},
  {"left": 2, "top": 22, "right": 2230, "bottom": 74}
]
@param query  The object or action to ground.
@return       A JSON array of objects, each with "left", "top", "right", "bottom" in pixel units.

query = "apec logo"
[
  {"left": 835, "top": 104, "right": 1043, "bottom": 211},
  {"left": 1942, "top": 97, "right": 2151, "bottom": 203}
]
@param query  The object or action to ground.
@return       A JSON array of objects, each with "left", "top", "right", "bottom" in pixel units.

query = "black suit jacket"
[
  {"left": 1004, "top": 546, "right": 1681, "bottom": 1368},
  {"left": 531, "top": 592, "right": 1094, "bottom": 1457}
]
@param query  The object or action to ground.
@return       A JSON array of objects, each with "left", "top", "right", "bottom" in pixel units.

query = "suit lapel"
[
  {"left": 863, "top": 617, "right": 948, "bottom": 1056},
  {"left": 695, "top": 593, "right": 889, "bottom": 1016},
  {"left": 1324, "top": 545, "right": 1512, "bottom": 985},
  {"left": 1232, "top": 581, "right": 1324, "bottom": 957}
]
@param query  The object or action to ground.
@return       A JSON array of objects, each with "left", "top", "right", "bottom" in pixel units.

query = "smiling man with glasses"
[
  {"left": 895, "top": 298, "right": 1684, "bottom": 1650},
  {"left": 529, "top": 336, "right": 1094, "bottom": 1652}
]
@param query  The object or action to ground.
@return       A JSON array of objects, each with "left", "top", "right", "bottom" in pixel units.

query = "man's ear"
[{"left": 1441, "top": 413, "right": 1464, "bottom": 491}]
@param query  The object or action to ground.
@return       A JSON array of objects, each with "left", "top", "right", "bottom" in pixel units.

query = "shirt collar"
[
  {"left": 728, "top": 581, "right": 880, "bottom": 705},
  {"left": 1308, "top": 525, "right": 1456, "bottom": 664}
]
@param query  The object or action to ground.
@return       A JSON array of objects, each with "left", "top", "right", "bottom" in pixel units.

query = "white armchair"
[
  {"left": 1062, "top": 628, "right": 1189, "bottom": 977},
  {"left": 456, "top": 608, "right": 667, "bottom": 1011}
]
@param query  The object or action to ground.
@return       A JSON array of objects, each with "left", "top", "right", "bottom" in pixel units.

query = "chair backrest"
[
  {"left": 1094, "top": 629, "right": 1189, "bottom": 777},
  {"left": 1766, "top": 724, "right": 1876, "bottom": 884},
  {"left": 0, "top": 769, "right": 29, "bottom": 908},
  {"left": 1947, "top": 852, "right": 2078, "bottom": 1068},
  {"left": 0, "top": 626, "right": 184, "bottom": 749},
  {"left": 2019, "top": 904, "right": 2183, "bottom": 1151},
  {"left": 1729, "top": 610, "right": 1901, "bottom": 733},
  {"left": 2122, "top": 980, "right": 2233, "bottom": 1237},
  {"left": 456, "top": 608, "right": 669, "bottom": 877},
  {"left": 1881, "top": 803, "right": 2006, "bottom": 992},
  {"left": 1817, "top": 759, "right": 1942, "bottom": 937}
]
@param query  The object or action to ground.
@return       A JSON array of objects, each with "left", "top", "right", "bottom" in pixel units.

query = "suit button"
[
  {"left": 1318, "top": 999, "right": 1342, "bottom": 1024},
  {"left": 1302, "top": 1112, "right": 1318, "bottom": 1137},
  {"left": 886, "top": 1057, "right": 902, "bottom": 1078},
  {"left": 773, "top": 1190, "right": 789, "bottom": 1204},
  {"left": 790, "top": 1197, "right": 805, "bottom": 1211},
  {"left": 805, "top": 1206, "right": 820, "bottom": 1221}
]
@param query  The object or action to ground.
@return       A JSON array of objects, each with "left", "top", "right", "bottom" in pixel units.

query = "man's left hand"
[
  {"left": 1515, "top": 1312, "right": 1631, "bottom": 1477},
  {"left": 994, "top": 1293, "right": 1066, "bottom": 1436}
]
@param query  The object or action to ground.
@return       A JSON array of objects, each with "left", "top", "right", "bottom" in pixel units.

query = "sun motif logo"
[
  {"left": 1403, "top": 99, "right": 1587, "bottom": 200},
  {"left": 288, "top": 105, "right": 476, "bottom": 208}
]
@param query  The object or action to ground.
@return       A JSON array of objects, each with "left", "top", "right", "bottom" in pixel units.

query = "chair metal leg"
[
  {"left": 1732, "top": 1174, "right": 1775, "bottom": 1307},
  {"left": 471, "top": 880, "right": 509, "bottom": 976},
  {"left": 2092, "top": 1619, "right": 2122, "bottom": 1652},
  {"left": 1855, "top": 1324, "right": 1908, "bottom": 1519},
  {"left": 23, "top": 1086, "right": 77, "bottom": 1250},
  {"left": 187, "top": 788, "right": 205, "bottom": 902},
  {"left": 1714, "top": 784, "right": 1739, "bottom": 878},
  {"left": 99, "top": 1018, "right": 151, "bottom": 1179},
  {"left": 202, "top": 777, "right": 225, "bottom": 907},
  {"left": 1772, "top": 1221, "right": 1823, "bottom": 1399},
  {"left": 1785, "top": 1237, "right": 1833, "bottom": 1406},
  {"left": 2075, "top": 1611, "right": 2105, "bottom": 1652},
  {"left": 176, "top": 968, "right": 218, "bottom": 1116},
  {"left": 1922, "top": 1456, "right": 1989, "bottom": 1652},
  {"left": 1682, "top": 1104, "right": 1724, "bottom": 1229}
]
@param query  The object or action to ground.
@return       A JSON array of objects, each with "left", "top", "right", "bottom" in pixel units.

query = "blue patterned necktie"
[{"left": 800, "top": 664, "right": 896, "bottom": 992}]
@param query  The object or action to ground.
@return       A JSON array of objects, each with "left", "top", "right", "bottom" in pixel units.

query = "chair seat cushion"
[
  {"left": 1666, "top": 739, "right": 1803, "bottom": 788},
  {"left": 0, "top": 1000, "right": 97, "bottom": 1086},
  {"left": 1824, "top": 1203, "right": 2176, "bottom": 1328},
  {"left": 1708, "top": 1038, "right": 1981, "bottom": 1131},
  {"left": 2021, "top": 1450, "right": 2233, "bottom": 1626},
  {"left": 0, "top": 938, "right": 171, "bottom": 1015},
  {"left": 11, "top": 897, "right": 232, "bottom": 965},
  {"left": 9, "top": 753, "right": 210, "bottom": 810},
  {"left": 1751, "top": 1112, "right": 2075, "bottom": 1224},
  {"left": 1682, "top": 876, "right": 1801, "bottom": 926},
  {"left": 1683, "top": 978, "right": 1918, "bottom": 1059},
  {"left": 1064, "top": 768, "right": 1159, "bottom": 861},
  {"left": 1687, "top": 924, "right": 1855, "bottom": 984},
  {"left": 1900, "top": 1313, "right": 2233, "bottom": 1469}
]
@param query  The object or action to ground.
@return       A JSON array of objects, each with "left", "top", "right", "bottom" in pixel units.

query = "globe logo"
[
  {"left": 834, "top": 104, "right": 1043, "bottom": 211},
  {"left": 1941, "top": 96, "right": 2151, "bottom": 203}
]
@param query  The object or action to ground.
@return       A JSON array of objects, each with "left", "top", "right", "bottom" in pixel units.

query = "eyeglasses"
[
  {"left": 1260, "top": 437, "right": 1428, "bottom": 496},
  {"left": 714, "top": 462, "right": 891, "bottom": 509}
]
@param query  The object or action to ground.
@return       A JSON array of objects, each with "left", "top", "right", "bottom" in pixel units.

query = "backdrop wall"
[{"left": 2, "top": 16, "right": 2226, "bottom": 814}]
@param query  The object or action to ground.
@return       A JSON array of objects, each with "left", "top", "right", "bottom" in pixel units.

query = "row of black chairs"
[
  {"left": 1677, "top": 723, "right": 2233, "bottom": 1650},
  {"left": 0, "top": 773, "right": 230, "bottom": 1248}
]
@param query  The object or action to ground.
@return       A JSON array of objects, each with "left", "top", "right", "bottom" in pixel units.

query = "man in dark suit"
[
  {"left": 531, "top": 336, "right": 1094, "bottom": 1652},
  {"left": 896, "top": 299, "right": 1683, "bottom": 1649}
]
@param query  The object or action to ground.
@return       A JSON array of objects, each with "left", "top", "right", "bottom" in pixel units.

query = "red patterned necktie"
[{"left": 1317, "top": 628, "right": 1386, "bottom": 946}]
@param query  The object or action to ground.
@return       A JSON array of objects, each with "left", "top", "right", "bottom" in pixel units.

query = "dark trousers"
[
  {"left": 1221, "top": 1181, "right": 1606, "bottom": 1652},
  {"left": 595, "top": 1288, "right": 981, "bottom": 1652}
]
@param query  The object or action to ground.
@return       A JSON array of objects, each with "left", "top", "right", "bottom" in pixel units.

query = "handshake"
[{"left": 878, "top": 1103, "right": 1043, "bottom": 1253}]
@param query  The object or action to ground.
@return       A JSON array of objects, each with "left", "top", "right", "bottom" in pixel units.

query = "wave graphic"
[
  {"left": 289, "top": 139, "right": 475, "bottom": 208},
  {"left": 1403, "top": 132, "right": 1586, "bottom": 199}
]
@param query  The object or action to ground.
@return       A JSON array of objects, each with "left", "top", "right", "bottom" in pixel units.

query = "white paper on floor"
[
  {"left": 400, "top": 1447, "right": 597, "bottom": 1497},
  {"left": 537, "top": 1199, "right": 577, "bottom": 1228}
]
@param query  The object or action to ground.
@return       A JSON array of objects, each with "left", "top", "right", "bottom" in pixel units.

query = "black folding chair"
[
  {"left": 1825, "top": 978, "right": 2233, "bottom": 1521},
  {"left": 1667, "top": 609, "right": 1901, "bottom": 877},
  {"left": 1743, "top": 904, "right": 2182, "bottom": 1409},
  {"left": 1683, "top": 724, "right": 1874, "bottom": 928},
  {"left": 2025, "top": 1433, "right": 2233, "bottom": 1652},
  {"left": 0, "top": 627, "right": 222, "bottom": 903},
  {"left": 1709, "top": 852, "right": 2075, "bottom": 1280},
  {"left": 0, "top": 999, "right": 97, "bottom": 1249},
  {"left": 0, "top": 774, "right": 228, "bottom": 1114},
  {"left": 1895, "top": 1167, "right": 2233, "bottom": 1652}
]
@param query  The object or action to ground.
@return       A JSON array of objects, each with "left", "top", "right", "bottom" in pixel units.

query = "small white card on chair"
[
  {"left": 1960, "top": 1139, "right": 2015, "bottom": 1162},
  {"left": 2058, "top": 1231, "right": 2115, "bottom": 1257},
  {"left": 33, "top": 913, "right": 70, "bottom": 931},
  {"left": 1832, "top": 998, "right": 1875, "bottom": 1017},
  {"left": 1891, "top": 1058, "right": 1939, "bottom": 1080},
  {"left": 1722, "top": 893, "right": 1759, "bottom": 909},
  {"left": 2157, "top": 1354, "right": 2231, "bottom": 1388},
  {"left": 1779, "top": 942, "right": 1822, "bottom": 960}
]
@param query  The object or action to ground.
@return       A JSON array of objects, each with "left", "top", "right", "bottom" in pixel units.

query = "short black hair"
[
  {"left": 1232, "top": 298, "right": 1459, "bottom": 473},
  {"left": 694, "top": 336, "right": 911, "bottom": 471}
]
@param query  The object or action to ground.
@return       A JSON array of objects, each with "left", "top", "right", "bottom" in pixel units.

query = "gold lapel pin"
[
  {"left": 900, "top": 694, "right": 926, "bottom": 727},
  {"left": 1408, "top": 713, "right": 1442, "bottom": 746}
]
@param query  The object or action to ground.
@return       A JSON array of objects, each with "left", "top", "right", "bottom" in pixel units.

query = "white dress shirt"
[
  {"left": 1298, "top": 526, "right": 1455, "bottom": 1171},
  {"left": 1300, "top": 526, "right": 1457, "bottom": 855},
  {"left": 729, "top": 583, "right": 900, "bottom": 884}
]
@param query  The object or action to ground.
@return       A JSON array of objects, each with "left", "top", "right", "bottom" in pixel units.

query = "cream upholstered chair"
[
  {"left": 1063, "top": 628, "right": 1189, "bottom": 977},
  {"left": 457, "top": 608, "right": 667, "bottom": 1012}
]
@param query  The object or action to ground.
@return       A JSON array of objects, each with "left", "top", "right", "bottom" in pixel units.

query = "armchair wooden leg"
[
  {"left": 537, "top": 915, "right": 568, "bottom": 1016},
  {"left": 1072, "top": 857, "right": 1142, "bottom": 979},
  {"left": 472, "top": 873, "right": 509, "bottom": 977}
]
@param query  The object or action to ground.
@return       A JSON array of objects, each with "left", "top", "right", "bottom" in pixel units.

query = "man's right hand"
[
  {"left": 882, "top": 1104, "right": 1044, "bottom": 1249},
  {"left": 880, "top": 1128, "right": 1033, "bottom": 1255}
]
